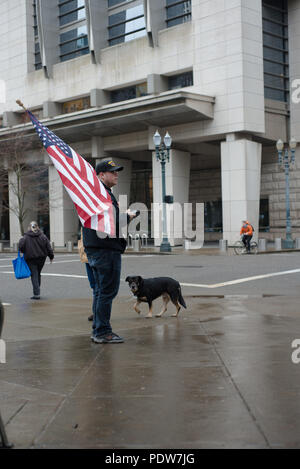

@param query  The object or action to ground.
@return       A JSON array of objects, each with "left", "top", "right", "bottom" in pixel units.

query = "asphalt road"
[
  {"left": 2, "top": 250, "right": 300, "bottom": 449},
  {"left": 1, "top": 251, "right": 300, "bottom": 303}
]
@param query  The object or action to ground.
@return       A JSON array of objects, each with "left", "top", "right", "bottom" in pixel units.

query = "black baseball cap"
[{"left": 95, "top": 159, "right": 124, "bottom": 174}]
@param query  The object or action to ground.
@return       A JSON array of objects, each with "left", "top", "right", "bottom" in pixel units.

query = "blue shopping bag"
[{"left": 12, "top": 251, "right": 31, "bottom": 279}]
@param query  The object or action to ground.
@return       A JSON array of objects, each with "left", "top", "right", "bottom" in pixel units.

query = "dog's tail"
[{"left": 178, "top": 286, "right": 186, "bottom": 309}]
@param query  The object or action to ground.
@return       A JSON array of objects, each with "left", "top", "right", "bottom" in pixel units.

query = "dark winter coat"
[
  {"left": 19, "top": 230, "right": 54, "bottom": 261},
  {"left": 83, "top": 184, "right": 128, "bottom": 254}
]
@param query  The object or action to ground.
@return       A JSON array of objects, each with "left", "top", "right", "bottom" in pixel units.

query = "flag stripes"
[{"left": 27, "top": 110, "right": 115, "bottom": 236}]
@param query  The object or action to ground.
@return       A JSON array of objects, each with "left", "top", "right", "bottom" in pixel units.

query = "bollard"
[
  {"left": 275, "top": 238, "right": 282, "bottom": 251},
  {"left": 0, "top": 243, "right": 2, "bottom": 253},
  {"left": 184, "top": 239, "right": 191, "bottom": 250},
  {"left": 296, "top": 238, "right": 300, "bottom": 249},
  {"left": 133, "top": 234, "right": 141, "bottom": 251},
  {"left": 128, "top": 234, "right": 133, "bottom": 248},
  {"left": 67, "top": 241, "right": 73, "bottom": 252},
  {"left": 141, "top": 233, "right": 148, "bottom": 248},
  {"left": 258, "top": 238, "right": 266, "bottom": 252},
  {"left": 219, "top": 239, "right": 228, "bottom": 252},
  {"left": 51, "top": 241, "right": 55, "bottom": 251}
]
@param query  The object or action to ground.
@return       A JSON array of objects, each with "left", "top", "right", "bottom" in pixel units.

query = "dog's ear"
[
  {"left": 138, "top": 276, "right": 143, "bottom": 284},
  {"left": 125, "top": 276, "right": 130, "bottom": 282}
]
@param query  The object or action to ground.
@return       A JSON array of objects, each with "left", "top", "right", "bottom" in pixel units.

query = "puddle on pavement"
[{"left": 199, "top": 317, "right": 223, "bottom": 323}]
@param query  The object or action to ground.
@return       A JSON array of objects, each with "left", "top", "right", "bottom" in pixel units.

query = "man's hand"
[{"left": 127, "top": 210, "right": 140, "bottom": 221}]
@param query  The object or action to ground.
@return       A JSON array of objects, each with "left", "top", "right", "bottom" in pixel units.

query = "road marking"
[
  {"left": 0, "top": 254, "right": 80, "bottom": 261},
  {"left": 1, "top": 268, "right": 300, "bottom": 287},
  {"left": 0, "top": 271, "right": 88, "bottom": 279},
  {"left": 51, "top": 260, "right": 81, "bottom": 264},
  {"left": 123, "top": 255, "right": 155, "bottom": 258},
  {"left": 0, "top": 259, "right": 82, "bottom": 268},
  {"left": 181, "top": 268, "right": 300, "bottom": 288},
  {"left": 0, "top": 255, "right": 153, "bottom": 268},
  {"left": 41, "top": 273, "right": 87, "bottom": 279}
]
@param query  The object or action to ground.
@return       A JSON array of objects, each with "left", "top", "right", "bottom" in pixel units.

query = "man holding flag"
[
  {"left": 83, "top": 159, "right": 136, "bottom": 344},
  {"left": 19, "top": 100, "right": 137, "bottom": 344}
]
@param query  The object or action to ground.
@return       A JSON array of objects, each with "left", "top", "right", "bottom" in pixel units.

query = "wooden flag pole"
[{"left": 16, "top": 99, "right": 27, "bottom": 111}]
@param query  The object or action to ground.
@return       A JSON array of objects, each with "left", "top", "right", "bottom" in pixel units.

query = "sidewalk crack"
[{"left": 5, "top": 400, "right": 28, "bottom": 426}]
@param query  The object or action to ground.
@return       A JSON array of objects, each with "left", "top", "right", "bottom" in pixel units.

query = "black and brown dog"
[{"left": 125, "top": 276, "right": 186, "bottom": 318}]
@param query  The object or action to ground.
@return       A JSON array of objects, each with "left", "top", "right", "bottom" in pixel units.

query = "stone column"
[
  {"left": 92, "top": 137, "right": 132, "bottom": 222},
  {"left": 289, "top": 0, "right": 300, "bottom": 142},
  {"left": 221, "top": 136, "right": 262, "bottom": 244},
  {"left": 92, "top": 136, "right": 108, "bottom": 161},
  {"left": 48, "top": 165, "right": 78, "bottom": 246},
  {"left": 152, "top": 149, "right": 191, "bottom": 246},
  {"left": 111, "top": 159, "right": 132, "bottom": 203}
]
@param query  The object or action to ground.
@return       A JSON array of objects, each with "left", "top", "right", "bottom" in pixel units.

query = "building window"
[
  {"left": 262, "top": 0, "right": 289, "bottom": 102},
  {"left": 111, "top": 82, "right": 147, "bottom": 103},
  {"left": 62, "top": 97, "right": 91, "bottom": 114},
  {"left": 108, "top": 2, "right": 146, "bottom": 46},
  {"left": 166, "top": 0, "right": 191, "bottom": 28},
  {"left": 35, "top": 42, "right": 42, "bottom": 71},
  {"left": 33, "top": 0, "right": 38, "bottom": 37},
  {"left": 59, "top": 0, "right": 86, "bottom": 26},
  {"left": 59, "top": 0, "right": 89, "bottom": 62},
  {"left": 204, "top": 201, "right": 222, "bottom": 232},
  {"left": 259, "top": 198, "right": 270, "bottom": 231},
  {"left": 33, "top": 0, "right": 42, "bottom": 70},
  {"left": 108, "top": 0, "right": 131, "bottom": 7},
  {"left": 130, "top": 162, "right": 153, "bottom": 237},
  {"left": 60, "top": 25, "right": 89, "bottom": 62},
  {"left": 168, "top": 71, "right": 193, "bottom": 90}
]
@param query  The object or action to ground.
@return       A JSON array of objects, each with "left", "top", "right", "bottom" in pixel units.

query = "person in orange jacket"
[{"left": 240, "top": 220, "right": 253, "bottom": 253}]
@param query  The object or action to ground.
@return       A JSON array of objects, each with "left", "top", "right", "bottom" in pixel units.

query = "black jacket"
[
  {"left": 83, "top": 184, "right": 128, "bottom": 254},
  {"left": 19, "top": 230, "right": 54, "bottom": 261}
]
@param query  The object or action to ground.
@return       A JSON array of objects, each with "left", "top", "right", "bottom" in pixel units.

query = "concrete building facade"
[{"left": 0, "top": 0, "right": 299, "bottom": 246}]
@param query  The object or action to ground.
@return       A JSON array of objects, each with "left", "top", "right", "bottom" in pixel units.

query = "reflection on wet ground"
[{"left": 1, "top": 295, "right": 300, "bottom": 448}]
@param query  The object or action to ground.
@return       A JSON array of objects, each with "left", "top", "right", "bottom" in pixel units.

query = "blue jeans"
[
  {"left": 85, "top": 263, "right": 96, "bottom": 291},
  {"left": 87, "top": 250, "right": 121, "bottom": 337},
  {"left": 86, "top": 263, "right": 96, "bottom": 318}
]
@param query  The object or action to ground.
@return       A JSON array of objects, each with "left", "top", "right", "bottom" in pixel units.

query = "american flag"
[{"left": 27, "top": 110, "right": 115, "bottom": 236}]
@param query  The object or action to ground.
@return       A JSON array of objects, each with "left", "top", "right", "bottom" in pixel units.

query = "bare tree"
[{"left": 0, "top": 127, "right": 49, "bottom": 236}]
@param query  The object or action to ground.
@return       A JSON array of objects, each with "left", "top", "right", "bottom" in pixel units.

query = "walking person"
[
  {"left": 19, "top": 221, "right": 54, "bottom": 299},
  {"left": 78, "top": 228, "right": 95, "bottom": 322},
  {"left": 83, "top": 159, "right": 137, "bottom": 344}
]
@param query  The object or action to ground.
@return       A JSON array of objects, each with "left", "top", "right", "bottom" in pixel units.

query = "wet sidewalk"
[
  {"left": 3, "top": 241, "right": 300, "bottom": 257},
  {"left": 1, "top": 294, "right": 300, "bottom": 448}
]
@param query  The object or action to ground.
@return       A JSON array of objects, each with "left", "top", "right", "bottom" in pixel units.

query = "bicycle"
[{"left": 233, "top": 239, "right": 258, "bottom": 255}]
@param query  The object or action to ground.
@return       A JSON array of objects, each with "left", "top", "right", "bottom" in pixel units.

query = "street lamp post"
[
  {"left": 153, "top": 130, "right": 172, "bottom": 252},
  {"left": 276, "top": 137, "right": 297, "bottom": 249}
]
